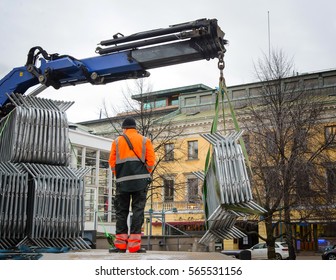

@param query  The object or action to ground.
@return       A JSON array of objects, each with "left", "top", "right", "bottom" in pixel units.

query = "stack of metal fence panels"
[
  {"left": 0, "top": 162, "right": 90, "bottom": 249},
  {"left": 198, "top": 131, "right": 266, "bottom": 245},
  {"left": 0, "top": 94, "right": 72, "bottom": 165},
  {"left": 21, "top": 163, "right": 90, "bottom": 249},
  {"left": 0, "top": 94, "right": 91, "bottom": 249}
]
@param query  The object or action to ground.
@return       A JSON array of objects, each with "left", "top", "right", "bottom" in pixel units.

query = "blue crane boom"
[{"left": 0, "top": 18, "right": 226, "bottom": 117}]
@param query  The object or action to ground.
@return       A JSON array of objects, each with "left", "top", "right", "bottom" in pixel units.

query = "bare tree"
[{"left": 244, "top": 49, "right": 335, "bottom": 259}]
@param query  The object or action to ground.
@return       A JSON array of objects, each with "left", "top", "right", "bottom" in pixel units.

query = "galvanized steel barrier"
[
  {"left": 0, "top": 93, "right": 72, "bottom": 165},
  {"left": 0, "top": 94, "right": 90, "bottom": 249},
  {"left": 196, "top": 131, "right": 266, "bottom": 245}
]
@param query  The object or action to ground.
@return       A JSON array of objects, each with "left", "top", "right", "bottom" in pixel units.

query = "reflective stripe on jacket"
[{"left": 109, "top": 129, "right": 155, "bottom": 192}]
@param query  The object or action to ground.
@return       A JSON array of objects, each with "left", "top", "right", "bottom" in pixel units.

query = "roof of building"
[{"left": 132, "top": 84, "right": 213, "bottom": 100}]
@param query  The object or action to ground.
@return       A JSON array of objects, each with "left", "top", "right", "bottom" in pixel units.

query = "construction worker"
[{"left": 108, "top": 116, "right": 155, "bottom": 253}]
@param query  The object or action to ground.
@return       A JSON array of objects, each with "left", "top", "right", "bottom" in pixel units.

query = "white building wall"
[{"left": 69, "top": 128, "right": 116, "bottom": 234}]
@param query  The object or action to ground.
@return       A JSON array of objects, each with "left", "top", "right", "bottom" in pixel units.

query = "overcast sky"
[{"left": 1, "top": 0, "right": 335, "bottom": 123}]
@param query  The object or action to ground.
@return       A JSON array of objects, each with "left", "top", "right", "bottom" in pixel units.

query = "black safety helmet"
[{"left": 121, "top": 117, "right": 136, "bottom": 129}]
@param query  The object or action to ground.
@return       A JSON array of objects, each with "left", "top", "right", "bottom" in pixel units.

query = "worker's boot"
[
  {"left": 128, "top": 234, "right": 142, "bottom": 253},
  {"left": 111, "top": 233, "right": 128, "bottom": 253},
  {"left": 109, "top": 248, "right": 126, "bottom": 253}
]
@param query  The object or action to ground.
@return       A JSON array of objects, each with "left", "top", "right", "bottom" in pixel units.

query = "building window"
[
  {"left": 164, "top": 143, "right": 174, "bottom": 161},
  {"left": 262, "top": 166, "right": 280, "bottom": 195},
  {"left": 325, "top": 125, "right": 336, "bottom": 146},
  {"left": 295, "top": 165, "right": 311, "bottom": 197},
  {"left": 188, "top": 140, "right": 198, "bottom": 160},
  {"left": 171, "top": 99, "right": 179, "bottom": 106},
  {"left": 155, "top": 98, "right": 166, "bottom": 108},
  {"left": 295, "top": 128, "right": 308, "bottom": 151},
  {"left": 78, "top": 148, "right": 115, "bottom": 224},
  {"left": 143, "top": 99, "right": 167, "bottom": 110},
  {"left": 187, "top": 177, "right": 199, "bottom": 203},
  {"left": 326, "top": 166, "right": 336, "bottom": 194},
  {"left": 163, "top": 178, "right": 174, "bottom": 202},
  {"left": 266, "top": 132, "right": 277, "bottom": 154},
  {"left": 143, "top": 102, "right": 154, "bottom": 110}
]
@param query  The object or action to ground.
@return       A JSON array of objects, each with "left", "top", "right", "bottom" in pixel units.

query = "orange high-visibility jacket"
[{"left": 109, "top": 129, "right": 155, "bottom": 192}]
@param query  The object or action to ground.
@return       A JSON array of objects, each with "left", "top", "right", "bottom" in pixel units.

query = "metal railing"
[{"left": 145, "top": 201, "right": 203, "bottom": 212}]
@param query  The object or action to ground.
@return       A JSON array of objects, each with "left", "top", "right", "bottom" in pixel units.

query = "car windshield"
[
  {"left": 280, "top": 243, "right": 288, "bottom": 248},
  {"left": 252, "top": 243, "right": 265, "bottom": 249}
]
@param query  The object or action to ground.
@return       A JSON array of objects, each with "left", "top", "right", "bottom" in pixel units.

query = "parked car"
[
  {"left": 321, "top": 245, "right": 336, "bottom": 260},
  {"left": 324, "top": 244, "right": 336, "bottom": 252},
  {"left": 249, "top": 242, "right": 289, "bottom": 260},
  {"left": 221, "top": 242, "right": 289, "bottom": 260}
]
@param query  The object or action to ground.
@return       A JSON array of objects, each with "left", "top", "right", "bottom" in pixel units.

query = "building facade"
[{"left": 78, "top": 69, "right": 336, "bottom": 251}]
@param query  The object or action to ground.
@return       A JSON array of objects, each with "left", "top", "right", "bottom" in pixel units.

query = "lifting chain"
[{"left": 218, "top": 51, "right": 225, "bottom": 84}]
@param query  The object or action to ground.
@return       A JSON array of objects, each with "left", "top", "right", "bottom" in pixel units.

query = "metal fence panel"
[{"left": 196, "top": 132, "right": 266, "bottom": 245}]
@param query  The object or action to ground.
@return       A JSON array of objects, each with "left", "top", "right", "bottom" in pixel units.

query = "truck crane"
[
  {"left": 0, "top": 18, "right": 226, "bottom": 118},
  {"left": 0, "top": 18, "right": 227, "bottom": 255}
]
